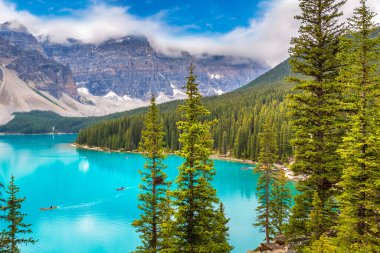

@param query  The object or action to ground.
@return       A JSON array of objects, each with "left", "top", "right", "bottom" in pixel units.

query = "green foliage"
[
  {"left": 213, "top": 203, "right": 232, "bottom": 251},
  {"left": 0, "top": 181, "right": 5, "bottom": 250},
  {"left": 287, "top": 0, "right": 346, "bottom": 246},
  {"left": 254, "top": 167, "right": 275, "bottom": 243},
  {"left": 0, "top": 111, "right": 106, "bottom": 134},
  {"left": 254, "top": 117, "right": 278, "bottom": 243},
  {"left": 75, "top": 60, "right": 294, "bottom": 164},
  {"left": 335, "top": 1, "right": 380, "bottom": 251},
  {"left": 132, "top": 96, "right": 172, "bottom": 252},
  {"left": 0, "top": 176, "right": 37, "bottom": 253},
  {"left": 0, "top": 181, "right": 4, "bottom": 208},
  {"left": 270, "top": 170, "right": 292, "bottom": 235},
  {"left": 169, "top": 65, "right": 233, "bottom": 252},
  {"left": 307, "top": 192, "right": 324, "bottom": 242},
  {"left": 302, "top": 235, "right": 337, "bottom": 253},
  {"left": 254, "top": 118, "right": 292, "bottom": 243}
]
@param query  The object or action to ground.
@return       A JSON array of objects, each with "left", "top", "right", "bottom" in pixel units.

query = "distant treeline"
[{"left": 76, "top": 60, "right": 294, "bottom": 162}]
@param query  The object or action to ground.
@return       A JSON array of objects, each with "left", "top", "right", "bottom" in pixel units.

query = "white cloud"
[{"left": 0, "top": 0, "right": 379, "bottom": 67}]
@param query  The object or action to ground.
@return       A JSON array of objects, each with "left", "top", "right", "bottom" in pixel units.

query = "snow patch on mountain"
[
  {"left": 213, "top": 89, "right": 225, "bottom": 95},
  {"left": 78, "top": 88, "right": 147, "bottom": 113},
  {"left": 208, "top": 72, "right": 223, "bottom": 80}
]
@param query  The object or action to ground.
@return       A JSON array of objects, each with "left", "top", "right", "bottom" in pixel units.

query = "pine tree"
[
  {"left": 270, "top": 170, "right": 292, "bottom": 235},
  {"left": 0, "top": 176, "right": 37, "bottom": 253},
  {"left": 287, "top": 0, "right": 347, "bottom": 246},
  {"left": 170, "top": 64, "right": 233, "bottom": 252},
  {"left": 211, "top": 203, "right": 233, "bottom": 251},
  {"left": 0, "top": 181, "right": 5, "bottom": 212},
  {"left": 254, "top": 117, "right": 277, "bottom": 243},
  {"left": 0, "top": 180, "right": 6, "bottom": 250},
  {"left": 132, "top": 96, "right": 172, "bottom": 253},
  {"left": 158, "top": 194, "right": 175, "bottom": 252},
  {"left": 307, "top": 191, "right": 324, "bottom": 242},
  {"left": 335, "top": 1, "right": 380, "bottom": 251},
  {"left": 303, "top": 235, "right": 337, "bottom": 253}
]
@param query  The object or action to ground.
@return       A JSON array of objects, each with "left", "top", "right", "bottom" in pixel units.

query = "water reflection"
[{"left": 0, "top": 134, "right": 293, "bottom": 253}]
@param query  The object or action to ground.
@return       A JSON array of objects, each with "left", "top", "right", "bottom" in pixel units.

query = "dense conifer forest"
[
  {"left": 1, "top": 0, "right": 379, "bottom": 252},
  {"left": 75, "top": 60, "right": 294, "bottom": 162},
  {"left": 75, "top": 0, "right": 380, "bottom": 252}
]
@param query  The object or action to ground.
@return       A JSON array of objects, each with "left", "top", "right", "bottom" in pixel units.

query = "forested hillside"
[{"left": 76, "top": 60, "right": 294, "bottom": 161}]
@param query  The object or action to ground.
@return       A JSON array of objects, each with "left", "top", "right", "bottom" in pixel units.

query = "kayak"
[{"left": 40, "top": 206, "right": 58, "bottom": 211}]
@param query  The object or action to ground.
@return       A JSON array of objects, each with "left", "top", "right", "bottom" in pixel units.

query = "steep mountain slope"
[
  {"left": 74, "top": 59, "right": 293, "bottom": 159},
  {"left": 0, "top": 35, "right": 149, "bottom": 125},
  {"left": 0, "top": 36, "right": 78, "bottom": 99},
  {"left": 0, "top": 22, "right": 268, "bottom": 102},
  {"left": 42, "top": 36, "right": 268, "bottom": 100},
  {"left": 0, "top": 60, "right": 292, "bottom": 135},
  {"left": 0, "top": 66, "right": 80, "bottom": 124},
  {"left": 0, "top": 21, "right": 268, "bottom": 124}
]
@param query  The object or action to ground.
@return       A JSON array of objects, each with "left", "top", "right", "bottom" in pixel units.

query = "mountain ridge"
[
  {"left": 0, "top": 59, "right": 292, "bottom": 134},
  {"left": 0, "top": 21, "right": 269, "bottom": 124}
]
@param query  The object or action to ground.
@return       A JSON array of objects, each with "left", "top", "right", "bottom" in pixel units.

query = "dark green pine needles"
[
  {"left": 336, "top": 0, "right": 380, "bottom": 251},
  {"left": 132, "top": 96, "right": 172, "bottom": 253},
  {"left": 254, "top": 117, "right": 291, "bottom": 243},
  {"left": 0, "top": 180, "right": 5, "bottom": 250},
  {"left": 169, "top": 64, "right": 233, "bottom": 252},
  {"left": 0, "top": 176, "right": 37, "bottom": 253},
  {"left": 287, "top": 0, "right": 347, "bottom": 246}
]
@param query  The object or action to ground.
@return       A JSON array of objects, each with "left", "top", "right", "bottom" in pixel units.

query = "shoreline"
[
  {"left": 74, "top": 143, "right": 303, "bottom": 181},
  {"left": 0, "top": 132, "right": 77, "bottom": 136}
]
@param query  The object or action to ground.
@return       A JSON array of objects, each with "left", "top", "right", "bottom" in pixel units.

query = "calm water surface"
[{"left": 0, "top": 134, "right": 294, "bottom": 253}]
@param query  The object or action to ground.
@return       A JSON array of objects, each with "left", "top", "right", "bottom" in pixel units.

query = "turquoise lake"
[{"left": 0, "top": 134, "right": 293, "bottom": 253}]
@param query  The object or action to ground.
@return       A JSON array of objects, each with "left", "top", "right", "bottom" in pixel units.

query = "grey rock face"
[
  {"left": 0, "top": 22, "right": 44, "bottom": 54},
  {"left": 7, "top": 52, "right": 78, "bottom": 99},
  {"left": 43, "top": 36, "right": 268, "bottom": 99},
  {"left": 0, "top": 21, "right": 268, "bottom": 101},
  {"left": 0, "top": 36, "right": 78, "bottom": 100}
]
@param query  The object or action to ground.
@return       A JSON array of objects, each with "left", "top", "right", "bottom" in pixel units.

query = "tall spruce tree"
[
  {"left": 0, "top": 180, "right": 6, "bottom": 250},
  {"left": 287, "top": 0, "right": 347, "bottom": 246},
  {"left": 307, "top": 191, "right": 324, "bottom": 243},
  {"left": 336, "top": 1, "right": 380, "bottom": 251},
  {"left": 132, "top": 96, "right": 171, "bottom": 252},
  {"left": 303, "top": 235, "right": 337, "bottom": 253},
  {"left": 170, "top": 64, "right": 233, "bottom": 252},
  {"left": 254, "top": 117, "right": 277, "bottom": 243},
  {"left": 270, "top": 170, "right": 292, "bottom": 236},
  {"left": 0, "top": 176, "right": 37, "bottom": 253}
]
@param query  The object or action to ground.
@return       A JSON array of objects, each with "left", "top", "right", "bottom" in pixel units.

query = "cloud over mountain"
[{"left": 0, "top": 0, "right": 379, "bottom": 67}]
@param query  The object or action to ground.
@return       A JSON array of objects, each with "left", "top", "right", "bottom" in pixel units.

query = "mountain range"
[
  {"left": 0, "top": 21, "right": 268, "bottom": 125},
  {"left": 0, "top": 59, "right": 291, "bottom": 134}
]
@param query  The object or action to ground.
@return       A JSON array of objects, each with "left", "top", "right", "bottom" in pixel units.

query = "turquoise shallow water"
[{"left": 0, "top": 134, "right": 292, "bottom": 253}]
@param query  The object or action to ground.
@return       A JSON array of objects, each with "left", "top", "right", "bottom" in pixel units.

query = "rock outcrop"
[
  {"left": 247, "top": 235, "right": 288, "bottom": 253},
  {"left": 0, "top": 35, "right": 78, "bottom": 100},
  {"left": 0, "top": 21, "right": 268, "bottom": 102},
  {"left": 43, "top": 36, "right": 268, "bottom": 100}
]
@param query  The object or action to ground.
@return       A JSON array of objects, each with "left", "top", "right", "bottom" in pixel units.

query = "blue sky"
[
  {"left": 1, "top": 0, "right": 379, "bottom": 66},
  {"left": 10, "top": 0, "right": 262, "bottom": 34}
]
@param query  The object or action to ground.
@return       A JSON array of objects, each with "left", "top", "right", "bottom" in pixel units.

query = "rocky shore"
[{"left": 73, "top": 144, "right": 305, "bottom": 181}]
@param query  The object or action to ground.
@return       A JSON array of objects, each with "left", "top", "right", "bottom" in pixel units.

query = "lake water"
[{"left": 0, "top": 134, "right": 294, "bottom": 253}]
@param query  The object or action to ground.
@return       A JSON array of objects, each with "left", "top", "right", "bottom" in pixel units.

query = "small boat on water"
[
  {"left": 116, "top": 187, "right": 126, "bottom": 191},
  {"left": 241, "top": 167, "right": 255, "bottom": 171},
  {"left": 40, "top": 206, "right": 58, "bottom": 211}
]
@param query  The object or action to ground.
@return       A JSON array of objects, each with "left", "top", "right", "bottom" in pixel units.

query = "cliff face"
[
  {"left": 6, "top": 51, "right": 78, "bottom": 99},
  {"left": 0, "top": 21, "right": 268, "bottom": 104},
  {"left": 0, "top": 22, "right": 44, "bottom": 54},
  {"left": 0, "top": 31, "right": 78, "bottom": 100},
  {"left": 43, "top": 36, "right": 268, "bottom": 99}
]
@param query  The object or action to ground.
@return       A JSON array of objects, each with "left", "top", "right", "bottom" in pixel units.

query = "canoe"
[{"left": 40, "top": 206, "right": 58, "bottom": 211}]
